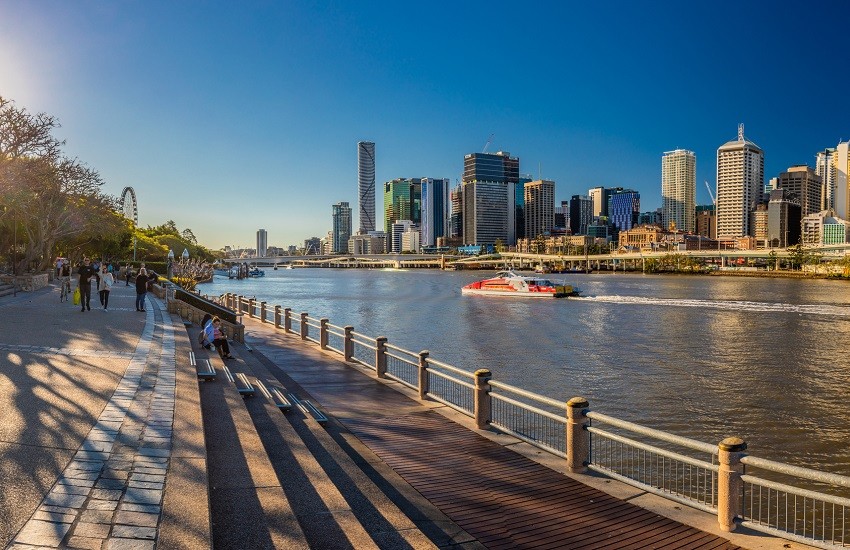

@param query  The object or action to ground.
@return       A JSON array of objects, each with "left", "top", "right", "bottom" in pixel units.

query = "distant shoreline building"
[
  {"left": 661, "top": 149, "right": 696, "bottom": 233},
  {"left": 716, "top": 124, "right": 764, "bottom": 239},
  {"left": 420, "top": 178, "right": 450, "bottom": 247},
  {"left": 462, "top": 151, "right": 519, "bottom": 246},
  {"left": 256, "top": 229, "right": 267, "bottom": 258},
  {"left": 332, "top": 201, "right": 352, "bottom": 253},
  {"left": 524, "top": 179, "right": 555, "bottom": 239},
  {"left": 358, "top": 141, "right": 376, "bottom": 234}
]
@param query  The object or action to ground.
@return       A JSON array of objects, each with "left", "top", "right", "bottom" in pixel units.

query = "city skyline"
[{"left": 3, "top": 3, "right": 850, "bottom": 249}]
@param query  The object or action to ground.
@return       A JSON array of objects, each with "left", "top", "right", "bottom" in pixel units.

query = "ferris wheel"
[{"left": 120, "top": 187, "right": 138, "bottom": 225}]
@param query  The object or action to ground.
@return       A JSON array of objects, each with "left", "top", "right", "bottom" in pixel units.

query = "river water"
[{"left": 200, "top": 269, "right": 850, "bottom": 475}]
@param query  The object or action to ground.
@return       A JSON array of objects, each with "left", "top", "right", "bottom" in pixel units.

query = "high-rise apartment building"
[
  {"left": 716, "top": 124, "right": 764, "bottom": 239},
  {"left": 450, "top": 184, "right": 463, "bottom": 238},
  {"left": 420, "top": 178, "right": 450, "bottom": 247},
  {"left": 383, "top": 178, "right": 421, "bottom": 233},
  {"left": 661, "top": 149, "right": 696, "bottom": 233},
  {"left": 832, "top": 142, "right": 850, "bottom": 220},
  {"left": 776, "top": 165, "right": 821, "bottom": 217},
  {"left": 256, "top": 229, "right": 268, "bottom": 257},
  {"left": 461, "top": 151, "right": 519, "bottom": 246},
  {"left": 358, "top": 141, "right": 376, "bottom": 234},
  {"left": 608, "top": 189, "right": 640, "bottom": 232},
  {"left": 331, "top": 202, "right": 352, "bottom": 254},
  {"left": 524, "top": 180, "right": 555, "bottom": 239},
  {"left": 815, "top": 147, "right": 836, "bottom": 211}
]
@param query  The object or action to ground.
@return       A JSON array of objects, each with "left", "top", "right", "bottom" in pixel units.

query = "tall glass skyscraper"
[
  {"left": 461, "top": 151, "right": 519, "bottom": 246},
  {"left": 358, "top": 141, "right": 376, "bottom": 234},
  {"left": 332, "top": 202, "right": 352, "bottom": 253},
  {"left": 383, "top": 178, "right": 421, "bottom": 233},
  {"left": 420, "top": 178, "right": 450, "bottom": 247},
  {"left": 661, "top": 149, "right": 696, "bottom": 233},
  {"left": 256, "top": 229, "right": 267, "bottom": 257},
  {"left": 608, "top": 190, "right": 641, "bottom": 232}
]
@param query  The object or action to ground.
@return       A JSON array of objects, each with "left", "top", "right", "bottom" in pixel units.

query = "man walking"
[{"left": 77, "top": 258, "right": 97, "bottom": 312}]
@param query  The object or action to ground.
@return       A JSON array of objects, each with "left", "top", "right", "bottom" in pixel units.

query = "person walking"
[
  {"left": 77, "top": 258, "right": 97, "bottom": 312},
  {"left": 125, "top": 264, "right": 132, "bottom": 286},
  {"left": 98, "top": 264, "right": 114, "bottom": 310},
  {"left": 135, "top": 267, "right": 149, "bottom": 312}
]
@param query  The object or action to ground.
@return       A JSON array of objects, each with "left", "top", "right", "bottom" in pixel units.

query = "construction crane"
[
  {"left": 704, "top": 181, "right": 716, "bottom": 205},
  {"left": 482, "top": 133, "right": 495, "bottom": 153}
]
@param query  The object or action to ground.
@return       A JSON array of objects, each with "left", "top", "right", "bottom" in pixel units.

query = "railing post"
[
  {"left": 343, "top": 326, "right": 354, "bottom": 361},
  {"left": 566, "top": 397, "right": 589, "bottom": 473},
  {"left": 320, "top": 318, "right": 329, "bottom": 349},
  {"left": 284, "top": 308, "right": 292, "bottom": 333},
  {"left": 300, "top": 313, "right": 308, "bottom": 340},
  {"left": 274, "top": 305, "right": 281, "bottom": 328},
  {"left": 718, "top": 437, "right": 747, "bottom": 532},
  {"left": 418, "top": 350, "right": 430, "bottom": 400},
  {"left": 260, "top": 301, "right": 267, "bottom": 323},
  {"left": 375, "top": 337, "right": 387, "bottom": 378},
  {"left": 248, "top": 298, "right": 255, "bottom": 318},
  {"left": 473, "top": 369, "right": 492, "bottom": 430},
  {"left": 236, "top": 295, "right": 243, "bottom": 314}
]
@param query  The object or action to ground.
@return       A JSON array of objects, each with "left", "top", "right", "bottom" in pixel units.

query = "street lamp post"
[{"left": 167, "top": 249, "right": 175, "bottom": 279}]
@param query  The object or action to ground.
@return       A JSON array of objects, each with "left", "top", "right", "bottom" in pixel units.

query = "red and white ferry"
[{"left": 461, "top": 271, "right": 579, "bottom": 298}]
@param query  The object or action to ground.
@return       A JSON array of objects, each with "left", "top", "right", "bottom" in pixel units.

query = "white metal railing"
[{"left": 218, "top": 292, "right": 850, "bottom": 547}]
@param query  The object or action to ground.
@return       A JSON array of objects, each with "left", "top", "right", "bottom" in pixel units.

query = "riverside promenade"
[{"left": 0, "top": 282, "right": 815, "bottom": 549}]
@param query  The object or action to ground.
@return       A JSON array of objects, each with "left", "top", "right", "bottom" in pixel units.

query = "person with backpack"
[{"left": 77, "top": 258, "right": 97, "bottom": 312}]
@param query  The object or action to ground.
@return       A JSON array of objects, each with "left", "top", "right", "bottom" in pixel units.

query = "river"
[{"left": 200, "top": 268, "right": 850, "bottom": 475}]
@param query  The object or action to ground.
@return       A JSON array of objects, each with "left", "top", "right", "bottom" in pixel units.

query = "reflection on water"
[{"left": 203, "top": 270, "right": 850, "bottom": 474}]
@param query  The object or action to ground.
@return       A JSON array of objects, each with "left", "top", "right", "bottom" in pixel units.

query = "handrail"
[
  {"left": 490, "top": 379, "right": 568, "bottom": 411},
  {"left": 587, "top": 410, "right": 718, "bottom": 455},
  {"left": 741, "top": 455, "right": 850, "bottom": 489}
]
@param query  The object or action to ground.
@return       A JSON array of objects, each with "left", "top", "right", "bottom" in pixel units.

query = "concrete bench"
[
  {"left": 289, "top": 393, "right": 327, "bottom": 424},
  {"left": 190, "top": 352, "right": 217, "bottom": 381},
  {"left": 256, "top": 380, "right": 292, "bottom": 412},
  {"left": 222, "top": 366, "right": 255, "bottom": 398}
]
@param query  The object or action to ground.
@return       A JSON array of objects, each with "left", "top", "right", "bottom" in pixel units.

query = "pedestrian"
[
  {"left": 98, "top": 264, "right": 114, "bottom": 310},
  {"left": 125, "top": 264, "right": 132, "bottom": 286},
  {"left": 204, "top": 316, "right": 233, "bottom": 359},
  {"left": 135, "top": 267, "right": 149, "bottom": 312},
  {"left": 77, "top": 258, "right": 97, "bottom": 312}
]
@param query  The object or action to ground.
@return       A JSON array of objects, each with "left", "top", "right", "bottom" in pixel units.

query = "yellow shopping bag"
[{"left": 73, "top": 286, "right": 80, "bottom": 305}]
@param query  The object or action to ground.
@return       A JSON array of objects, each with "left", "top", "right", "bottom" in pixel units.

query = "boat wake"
[{"left": 573, "top": 295, "right": 850, "bottom": 317}]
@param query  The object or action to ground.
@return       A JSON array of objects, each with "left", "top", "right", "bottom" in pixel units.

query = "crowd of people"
[{"left": 56, "top": 257, "right": 158, "bottom": 312}]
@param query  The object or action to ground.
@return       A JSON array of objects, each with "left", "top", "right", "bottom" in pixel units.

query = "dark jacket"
[
  {"left": 78, "top": 265, "right": 97, "bottom": 285},
  {"left": 135, "top": 273, "right": 149, "bottom": 293}
]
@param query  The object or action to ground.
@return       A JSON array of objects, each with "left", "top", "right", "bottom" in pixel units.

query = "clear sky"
[{"left": 2, "top": 1, "right": 849, "bottom": 250}]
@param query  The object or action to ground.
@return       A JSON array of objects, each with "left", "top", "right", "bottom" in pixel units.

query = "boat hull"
[{"left": 461, "top": 288, "right": 560, "bottom": 298}]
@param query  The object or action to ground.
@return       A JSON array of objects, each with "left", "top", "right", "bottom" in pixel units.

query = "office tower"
[
  {"left": 695, "top": 205, "right": 716, "bottom": 239},
  {"left": 331, "top": 202, "right": 352, "bottom": 253},
  {"left": 461, "top": 151, "right": 519, "bottom": 245},
  {"left": 588, "top": 187, "right": 605, "bottom": 217},
  {"left": 384, "top": 178, "right": 421, "bottom": 233},
  {"left": 608, "top": 189, "right": 641, "bottom": 232},
  {"left": 256, "top": 229, "right": 268, "bottom": 258},
  {"left": 776, "top": 165, "right": 822, "bottom": 216},
  {"left": 420, "top": 178, "right": 451, "bottom": 247},
  {"left": 802, "top": 210, "right": 850, "bottom": 245},
  {"left": 358, "top": 141, "right": 376, "bottom": 234},
  {"left": 524, "top": 180, "right": 555, "bottom": 239},
  {"left": 833, "top": 142, "right": 850, "bottom": 219},
  {"left": 815, "top": 148, "right": 836, "bottom": 211},
  {"left": 767, "top": 189, "right": 801, "bottom": 247},
  {"left": 554, "top": 200, "right": 569, "bottom": 229},
  {"left": 450, "top": 184, "right": 463, "bottom": 238},
  {"left": 569, "top": 195, "right": 593, "bottom": 235},
  {"left": 661, "top": 149, "right": 696, "bottom": 233},
  {"left": 716, "top": 124, "right": 764, "bottom": 239},
  {"left": 390, "top": 220, "right": 413, "bottom": 253},
  {"left": 515, "top": 175, "right": 532, "bottom": 240}
]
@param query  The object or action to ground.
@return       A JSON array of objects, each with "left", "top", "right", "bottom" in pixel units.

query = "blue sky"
[{"left": 2, "top": 1, "right": 849, "bottom": 249}]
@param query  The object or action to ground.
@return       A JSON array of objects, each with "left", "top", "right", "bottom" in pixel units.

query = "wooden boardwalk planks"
[{"left": 344, "top": 411, "right": 743, "bottom": 550}]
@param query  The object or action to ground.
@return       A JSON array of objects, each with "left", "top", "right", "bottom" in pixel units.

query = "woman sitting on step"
[{"left": 204, "top": 316, "right": 233, "bottom": 359}]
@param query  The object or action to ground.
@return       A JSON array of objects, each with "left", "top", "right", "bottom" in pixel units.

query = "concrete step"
[{"left": 0, "top": 284, "right": 16, "bottom": 297}]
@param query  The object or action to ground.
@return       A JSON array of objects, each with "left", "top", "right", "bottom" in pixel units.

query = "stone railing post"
[
  {"left": 236, "top": 295, "right": 243, "bottom": 314},
  {"left": 260, "top": 301, "right": 267, "bottom": 323},
  {"left": 343, "top": 326, "right": 354, "bottom": 361},
  {"left": 718, "top": 437, "right": 747, "bottom": 532},
  {"left": 566, "top": 397, "right": 590, "bottom": 473},
  {"left": 300, "top": 312, "right": 308, "bottom": 340},
  {"left": 473, "top": 369, "right": 492, "bottom": 430},
  {"left": 375, "top": 337, "right": 388, "bottom": 378},
  {"left": 418, "top": 351, "right": 430, "bottom": 400},
  {"left": 320, "top": 318, "right": 329, "bottom": 349},
  {"left": 248, "top": 298, "right": 255, "bottom": 318},
  {"left": 284, "top": 308, "right": 292, "bottom": 333},
  {"left": 274, "top": 305, "right": 281, "bottom": 328}
]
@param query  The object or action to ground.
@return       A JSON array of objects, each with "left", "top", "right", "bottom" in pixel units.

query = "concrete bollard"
[
  {"left": 418, "top": 351, "right": 430, "bottom": 400},
  {"left": 718, "top": 437, "right": 747, "bottom": 532},
  {"left": 344, "top": 326, "right": 354, "bottom": 361},
  {"left": 566, "top": 397, "right": 590, "bottom": 473},
  {"left": 320, "top": 318, "right": 329, "bottom": 349},
  {"left": 260, "top": 301, "right": 267, "bottom": 323},
  {"left": 375, "top": 337, "right": 387, "bottom": 378},
  {"left": 248, "top": 298, "right": 255, "bottom": 318},
  {"left": 274, "top": 305, "right": 281, "bottom": 328},
  {"left": 284, "top": 308, "right": 292, "bottom": 333},
  {"left": 300, "top": 313, "right": 308, "bottom": 340},
  {"left": 473, "top": 369, "right": 492, "bottom": 430}
]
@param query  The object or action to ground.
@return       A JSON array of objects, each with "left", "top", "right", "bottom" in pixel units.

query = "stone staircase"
[{"left": 0, "top": 283, "right": 16, "bottom": 298}]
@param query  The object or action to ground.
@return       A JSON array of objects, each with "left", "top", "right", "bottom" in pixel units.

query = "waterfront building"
[
  {"left": 661, "top": 149, "right": 696, "bottom": 233},
  {"left": 588, "top": 187, "right": 605, "bottom": 217},
  {"left": 801, "top": 209, "right": 850, "bottom": 245},
  {"left": 390, "top": 220, "right": 413, "bottom": 253},
  {"left": 767, "top": 189, "right": 801, "bottom": 248},
  {"left": 461, "top": 151, "right": 519, "bottom": 246},
  {"left": 618, "top": 224, "right": 667, "bottom": 250},
  {"left": 348, "top": 231, "right": 387, "bottom": 254},
  {"left": 384, "top": 178, "right": 421, "bottom": 233},
  {"left": 331, "top": 201, "right": 352, "bottom": 254},
  {"left": 524, "top": 179, "right": 555, "bottom": 239},
  {"left": 777, "top": 165, "right": 822, "bottom": 216},
  {"left": 751, "top": 203, "right": 769, "bottom": 248},
  {"left": 256, "top": 229, "right": 268, "bottom": 258},
  {"left": 765, "top": 177, "right": 779, "bottom": 195},
  {"left": 716, "top": 124, "right": 764, "bottom": 239},
  {"left": 554, "top": 200, "right": 569, "bottom": 230},
  {"left": 638, "top": 208, "right": 663, "bottom": 226},
  {"left": 608, "top": 189, "right": 640, "bottom": 232},
  {"left": 420, "top": 178, "right": 451, "bottom": 247},
  {"left": 358, "top": 141, "right": 376, "bottom": 234},
  {"left": 569, "top": 195, "right": 593, "bottom": 235},
  {"left": 832, "top": 142, "right": 850, "bottom": 220},
  {"left": 303, "top": 237, "right": 321, "bottom": 255},
  {"left": 450, "top": 184, "right": 463, "bottom": 239},
  {"left": 515, "top": 175, "right": 532, "bottom": 241},
  {"left": 695, "top": 205, "right": 716, "bottom": 239},
  {"left": 401, "top": 227, "right": 420, "bottom": 252},
  {"left": 815, "top": 147, "right": 836, "bottom": 211}
]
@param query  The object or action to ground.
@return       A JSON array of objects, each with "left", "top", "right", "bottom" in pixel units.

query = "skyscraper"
[
  {"left": 716, "top": 124, "right": 764, "bottom": 239},
  {"left": 331, "top": 202, "right": 352, "bottom": 253},
  {"left": 569, "top": 195, "right": 593, "bottom": 235},
  {"left": 815, "top": 147, "right": 836, "bottom": 211},
  {"left": 661, "top": 149, "right": 696, "bottom": 232},
  {"left": 776, "top": 165, "right": 821, "bottom": 217},
  {"left": 383, "top": 178, "right": 421, "bottom": 233},
  {"left": 358, "top": 141, "right": 376, "bottom": 234},
  {"left": 420, "top": 178, "right": 450, "bottom": 247},
  {"left": 833, "top": 142, "right": 850, "bottom": 220},
  {"left": 588, "top": 187, "right": 605, "bottom": 218},
  {"left": 524, "top": 180, "right": 555, "bottom": 239},
  {"left": 608, "top": 189, "right": 641, "bottom": 232},
  {"left": 461, "top": 151, "right": 519, "bottom": 246},
  {"left": 256, "top": 229, "right": 267, "bottom": 257}
]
